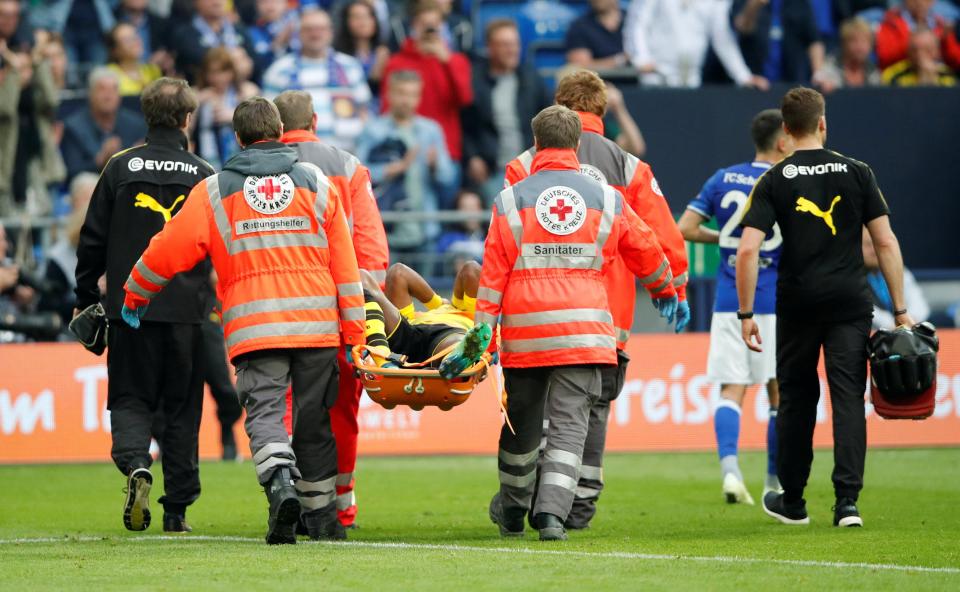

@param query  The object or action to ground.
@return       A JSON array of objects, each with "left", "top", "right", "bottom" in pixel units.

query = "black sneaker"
[
  {"left": 833, "top": 497, "right": 863, "bottom": 527},
  {"left": 302, "top": 504, "right": 347, "bottom": 541},
  {"left": 123, "top": 467, "right": 153, "bottom": 531},
  {"left": 762, "top": 491, "right": 810, "bottom": 525},
  {"left": 265, "top": 468, "right": 301, "bottom": 545},
  {"left": 489, "top": 493, "right": 525, "bottom": 538},
  {"left": 536, "top": 513, "right": 568, "bottom": 541},
  {"left": 163, "top": 513, "right": 192, "bottom": 533}
]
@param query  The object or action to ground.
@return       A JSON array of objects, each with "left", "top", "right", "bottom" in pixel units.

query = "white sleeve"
[
  {"left": 709, "top": 0, "right": 753, "bottom": 85},
  {"left": 624, "top": 0, "right": 653, "bottom": 67}
]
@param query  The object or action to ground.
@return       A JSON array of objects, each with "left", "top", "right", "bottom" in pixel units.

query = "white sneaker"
[{"left": 722, "top": 473, "right": 755, "bottom": 505}]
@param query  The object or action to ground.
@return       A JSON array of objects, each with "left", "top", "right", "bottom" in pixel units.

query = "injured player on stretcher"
[{"left": 359, "top": 262, "right": 492, "bottom": 378}]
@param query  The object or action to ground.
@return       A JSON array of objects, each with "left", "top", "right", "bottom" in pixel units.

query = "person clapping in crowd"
[
  {"left": 60, "top": 67, "right": 146, "bottom": 181},
  {"left": 193, "top": 47, "right": 260, "bottom": 169}
]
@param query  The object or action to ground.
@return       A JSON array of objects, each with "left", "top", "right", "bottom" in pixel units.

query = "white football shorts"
[{"left": 706, "top": 312, "right": 777, "bottom": 385}]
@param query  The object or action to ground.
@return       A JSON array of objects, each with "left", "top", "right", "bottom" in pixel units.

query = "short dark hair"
[
  {"left": 532, "top": 105, "right": 581, "bottom": 150},
  {"left": 751, "top": 109, "right": 784, "bottom": 152},
  {"left": 780, "top": 87, "right": 824, "bottom": 137},
  {"left": 233, "top": 97, "right": 283, "bottom": 145},
  {"left": 141, "top": 78, "right": 198, "bottom": 129},
  {"left": 274, "top": 90, "right": 314, "bottom": 132},
  {"left": 485, "top": 18, "right": 517, "bottom": 44}
]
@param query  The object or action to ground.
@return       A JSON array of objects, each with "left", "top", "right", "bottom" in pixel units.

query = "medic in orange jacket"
[
  {"left": 504, "top": 111, "right": 690, "bottom": 346},
  {"left": 280, "top": 129, "right": 389, "bottom": 285},
  {"left": 477, "top": 148, "right": 677, "bottom": 368},
  {"left": 122, "top": 143, "right": 365, "bottom": 360}
]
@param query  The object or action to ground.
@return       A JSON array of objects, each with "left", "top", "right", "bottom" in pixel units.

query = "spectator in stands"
[
  {"left": 1, "top": 30, "right": 66, "bottom": 216},
  {"left": 833, "top": 1, "right": 888, "bottom": 23},
  {"left": 883, "top": 28, "right": 958, "bottom": 85},
  {"left": 565, "top": 0, "right": 631, "bottom": 70},
  {"left": 876, "top": 0, "right": 960, "bottom": 71},
  {"left": 862, "top": 228, "right": 930, "bottom": 330},
  {"left": 262, "top": 9, "right": 371, "bottom": 151},
  {"left": 381, "top": 0, "right": 472, "bottom": 177},
  {"left": 107, "top": 23, "right": 162, "bottom": 96},
  {"left": 170, "top": 0, "right": 257, "bottom": 83},
  {"left": 388, "top": 0, "right": 471, "bottom": 55},
  {"left": 334, "top": 0, "right": 391, "bottom": 97},
  {"left": 436, "top": 189, "right": 486, "bottom": 275},
  {"left": 114, "top": 0, "right": 172, "bottom": 74},
  {"left": 30, "top": 0, "right": 114, "bottom": 71},
  {"left": 730, "top": 0, "right": 827, "bottom": 85},
  {"left": 38, "top": 172, "right": 97, "bottom": 328},
  {"left": 0, "top": 222, "right": 39, "bottom": 343},
  {"left": 816, "top": 18, "right": 882, "bottom": 91},
  {"left": 0, "top": 0, "right": 31, "bottom": 55},
  {"left": 624, "top": 0, "right": 769, "bottom": 89},
  {"left": 248, "top": 0, "right": 300, "bottom": 76},
  {"left": 357, "top": 70, "right": 455, "bottom": 251},
  {"left": 602, "top": 81, "right": 646, "bottom": 157},
  {"left": 60, "top": 67, "right": 146, "bottom": 181},
  {"left": 193, "top": 47, "right": 259, "bottom": 169},
  {"left": 463, "top": 19, "right": 551, "bottom": 202}
]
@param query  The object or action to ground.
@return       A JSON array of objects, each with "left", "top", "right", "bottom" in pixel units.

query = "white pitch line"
[{"left": 0, "top": 536, "right": 957, "bottom": 575}]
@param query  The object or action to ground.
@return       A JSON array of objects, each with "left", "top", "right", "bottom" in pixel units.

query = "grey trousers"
[
  {"left": 499, "top": 365, "right": 601, "bottom": 521},
  {"left": 235, "top": 347, "right": 339, "bottom": 512},
  {"left": 565, "top": 350, "right": 629, "bottom": 528}
]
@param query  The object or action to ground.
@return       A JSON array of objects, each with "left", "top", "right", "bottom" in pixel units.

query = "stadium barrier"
[{"left": 2, "top": 330, "right": 959, "bottom": 463}]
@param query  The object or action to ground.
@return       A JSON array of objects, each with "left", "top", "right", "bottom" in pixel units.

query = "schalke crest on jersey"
[
  {"left": 244, "top": 174, "right": 295, "bottom": 215},
  {"left": 535, "top": 186, "right": 587, "bottom": 236}
]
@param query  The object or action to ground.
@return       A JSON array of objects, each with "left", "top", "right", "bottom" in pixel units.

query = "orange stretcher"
[{"left": 351, "top": 344, "right": 494, "bottom": 411}]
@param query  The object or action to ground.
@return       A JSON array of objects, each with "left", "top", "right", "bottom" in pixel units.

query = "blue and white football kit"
[{"left": 688, "top": 161, "right": 782, "bottom": 495}]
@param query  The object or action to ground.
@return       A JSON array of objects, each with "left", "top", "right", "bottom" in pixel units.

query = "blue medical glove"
[
  {"left": 675, "top": 300, "right": 691, "bottom": 333},
  {"left": 121, "top": 304, "right": 147, "bottom": 329},
  {"left": 652, "top": 295, "right": 678, "bottom": 325},
  {"left": 345, "top": 346, "right": 354, "bottom": 364},
  {"left": 491, "top": 351, "right": 500, "bottom": 366}
]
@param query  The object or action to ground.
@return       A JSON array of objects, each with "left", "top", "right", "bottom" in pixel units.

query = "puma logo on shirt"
[
  {"left": 795, "top": 196, "right": 842, "bottom": 236},
  {"left": 135, "top": 192, "right": 185, "bottom": 223}
]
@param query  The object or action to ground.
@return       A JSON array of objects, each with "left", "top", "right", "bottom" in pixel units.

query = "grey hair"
[
  {"left": 88, "top": 66, "right": 120, "bottom": 92},
  {"left": 70, "top": 172, "right": 100, "bottom": 198}
]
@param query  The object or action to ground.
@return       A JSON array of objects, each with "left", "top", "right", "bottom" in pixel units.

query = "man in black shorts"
[
  {"left": 736, "top": 87, "right": 914, "bottom": 528},
  {"left": 359, "top": 262, "right": 489, "bottom": 373}
]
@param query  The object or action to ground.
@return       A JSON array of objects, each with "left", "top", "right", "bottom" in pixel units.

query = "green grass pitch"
[{"left": 0, "top": 449, "right": 958, "bottom": 591}]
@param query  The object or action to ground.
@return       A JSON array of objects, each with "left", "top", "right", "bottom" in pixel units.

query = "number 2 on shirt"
[{"left": 718, "top": 190, "right": 783, "bottom": 252}]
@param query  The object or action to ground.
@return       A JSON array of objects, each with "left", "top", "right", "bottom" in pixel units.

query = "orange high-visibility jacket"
[
  {"left": 504, "top": 111, "right": 689, "bottom": 349},
  {"left": 123, "top": 143, "right": 365, "bottom": 361},
  {"left": 280, "top": 129, "right": 389, "bottom": 285},
  {"left": 477, "top": 149, "right": 676, "bottom": 369}
]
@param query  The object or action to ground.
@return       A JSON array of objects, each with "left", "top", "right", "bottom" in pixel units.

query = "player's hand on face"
[{"left": 741, "top": 318, "right": 762, "bottom": 353}]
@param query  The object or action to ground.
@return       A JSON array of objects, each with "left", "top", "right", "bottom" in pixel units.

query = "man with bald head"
[{"left": 263, "top": 9, "right": 371, "bottom": 151}]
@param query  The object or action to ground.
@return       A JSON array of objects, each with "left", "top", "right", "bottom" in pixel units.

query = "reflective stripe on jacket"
[
  {"left": 504, "top": 112, "right": 689, "bottom": 349},
  {"left": 479, "top": 148, "right": 675, "bottom": 368},
  {"left": 280, "top": 129, "right": 389, "bottom": 285},
  {"left": 123, "top": 142, "right": 365, "bottom": 360}
]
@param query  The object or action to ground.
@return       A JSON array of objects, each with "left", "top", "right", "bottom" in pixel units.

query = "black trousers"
[
  {"left": 776, "top": 315, "right": 871, "bottom": 503},
  {"left": 107, "top": 321, "right": 204, "bottom": 513},
  {"left": 201, "top": 319, "right": 242, "bottom": 445}
]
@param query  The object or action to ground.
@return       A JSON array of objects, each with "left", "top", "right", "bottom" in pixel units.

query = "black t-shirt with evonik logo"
[{"left": 740, "top": 148, "right": 890, "bottom": 322}]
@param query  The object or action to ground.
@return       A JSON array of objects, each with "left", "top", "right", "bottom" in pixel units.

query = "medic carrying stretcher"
[{"left": 351, "top": 262, "right": 500, "bottom": 412}]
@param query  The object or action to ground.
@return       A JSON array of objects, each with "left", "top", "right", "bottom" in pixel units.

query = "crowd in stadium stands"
[{"left": 0, "top": 0, "right": 958, "bottom": 341}]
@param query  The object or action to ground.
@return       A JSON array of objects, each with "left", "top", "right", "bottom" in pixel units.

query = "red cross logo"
[
  {"left": 550, "top": 199, "right": 574, "bottom": 222},
  {"left": 256, "top": 178, "right": 281, "bottom": 201}
]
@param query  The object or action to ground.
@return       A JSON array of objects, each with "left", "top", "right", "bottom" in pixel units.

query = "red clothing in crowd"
[
  {"left": 876, "top": 8, "right": 960, "bottom": 70},
  {"left": 380, "top": 38, "right": 473, "bottom": 160}
]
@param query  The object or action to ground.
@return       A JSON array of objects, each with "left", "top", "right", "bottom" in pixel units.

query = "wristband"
[
  {"left": 893, "top": 308, "right": 908, "bottom": 317},
  {"left": 737, "top": 311, "right": 754, "bottom": 320}
]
